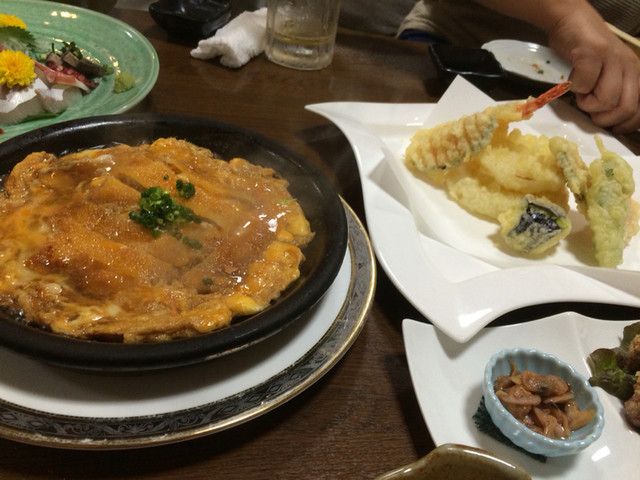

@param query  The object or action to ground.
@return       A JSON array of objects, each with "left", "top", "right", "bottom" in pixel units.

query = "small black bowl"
[
  {"left": 149, "top": 0, "right": 231, "bottom": 41},
  {"left": 429, "top": 43, "right": 507, "bottom": 89}
]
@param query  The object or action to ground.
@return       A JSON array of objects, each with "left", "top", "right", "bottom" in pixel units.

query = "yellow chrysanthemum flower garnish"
[
  {"left": 0, "top": 49, "right": 36, "bottom": 88},
  {"left": 0, "top": 14, "right": 27, "bottom": 29}
]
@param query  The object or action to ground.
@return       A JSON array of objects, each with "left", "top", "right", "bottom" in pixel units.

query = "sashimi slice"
[
  {"left": 0, "top": 77, "right": 48, "bottom": 124},
  {"left": 35, "top": 85, "right": 83, "bottom": 113}
]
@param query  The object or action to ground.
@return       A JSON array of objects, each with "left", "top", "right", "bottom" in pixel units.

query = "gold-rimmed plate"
[{"left": 0, "top": 201, "right": 374, "bottom": 449}]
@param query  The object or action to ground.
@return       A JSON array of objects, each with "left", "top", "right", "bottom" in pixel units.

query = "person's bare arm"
[{"left": 474, "top": 0, "right": 640, "bottom": 132}]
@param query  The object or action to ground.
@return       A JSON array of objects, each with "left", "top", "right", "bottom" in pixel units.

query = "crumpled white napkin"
[{"left": 190, "top": 8, "right": 267, "bottom": 68}]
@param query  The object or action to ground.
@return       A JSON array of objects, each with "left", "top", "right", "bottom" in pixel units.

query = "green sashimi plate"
[{"left": 1, "top": 0, "right": 158, "bottom": 142}]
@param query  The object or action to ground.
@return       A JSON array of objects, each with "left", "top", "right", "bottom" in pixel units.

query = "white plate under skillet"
[
  {"left": 482, "top": 39, "right": 571, "bottom": 85},
  {"left": 403, "top": 314, "right": 640, "bottom": 480},
  {"left": 307, "top": 76, "right": 640, "bottom": 343},
  {"left": 0, "top": 202, "right": 375, "bottom": 450}
]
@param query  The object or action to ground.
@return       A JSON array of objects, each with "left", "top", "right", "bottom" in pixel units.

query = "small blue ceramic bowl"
[{"left": 483, "top": 348, "right": 604, "bottom": 457}]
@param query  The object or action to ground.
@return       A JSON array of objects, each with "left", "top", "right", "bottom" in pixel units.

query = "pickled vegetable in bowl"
[{"left": 483, "top": 348, "right": 604, "bottom": 457}]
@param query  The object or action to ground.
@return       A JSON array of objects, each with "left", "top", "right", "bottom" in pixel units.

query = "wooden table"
[{"left": 1, "top": 8, "right": 639, "bottom": 479}]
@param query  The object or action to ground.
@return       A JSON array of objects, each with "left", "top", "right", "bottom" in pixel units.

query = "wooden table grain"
[{"left": 0, "top": 7, "right": 639, "bottom": 480}]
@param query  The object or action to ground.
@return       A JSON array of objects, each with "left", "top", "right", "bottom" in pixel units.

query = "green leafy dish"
[
  {"left": 0, "top": 0, "right": 158, "bottom": 142},
  {"left": 587, "top": 321, "right": 640, "bottom": 417}
]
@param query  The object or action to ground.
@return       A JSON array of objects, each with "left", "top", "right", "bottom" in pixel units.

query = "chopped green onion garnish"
[{"left": 129, "top": 186, "right": 201, "bottom": 241}]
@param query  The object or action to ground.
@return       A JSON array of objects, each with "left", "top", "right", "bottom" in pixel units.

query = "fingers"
[
  {"left": 590, "top": 71, "right": 640, "bottom": 133},
  {"left": 612, "top": 108, "right": 640, "bottom": 133},
  {"left": 571, "top": 60, "right": 622, "bottom": 114},
  {"left": 571, "top": 45, "right": 640, "bottom": 132},
  {"left": 568, "top": 54, "right": 604, "bottom": 99},
  {"left": 610, "top": 85, "right": 640, "bottom": 133},
  {"left": 542, "top": 4, "right": 640, "bottom": 132}
]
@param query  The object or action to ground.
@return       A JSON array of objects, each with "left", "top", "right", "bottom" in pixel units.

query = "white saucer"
[{"left": 483, "top": 39, "right": 571, "bottom": 85}]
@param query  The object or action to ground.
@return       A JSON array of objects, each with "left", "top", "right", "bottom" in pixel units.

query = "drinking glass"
[{"left": 265, "top": 0, "right": 341, "bottom": 70}]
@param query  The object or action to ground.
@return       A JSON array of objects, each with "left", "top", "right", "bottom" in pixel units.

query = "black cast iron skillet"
[{"left": 0, "top": 114, "right": 348, "bottom": 373}]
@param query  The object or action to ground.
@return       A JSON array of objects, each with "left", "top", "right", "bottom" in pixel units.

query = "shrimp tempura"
[{"left": 405, "top": 82, "right": 571, "bottom": 172}]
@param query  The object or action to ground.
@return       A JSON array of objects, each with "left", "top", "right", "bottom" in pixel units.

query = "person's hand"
[{"left": 547, "top": 8, "right": 640, "bottom": 133}]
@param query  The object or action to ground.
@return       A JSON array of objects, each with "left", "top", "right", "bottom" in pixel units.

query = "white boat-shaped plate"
[
  {"left": 0, "top": 203, "right": 375, "bottom": 449},
  {"left": 403, "top": 314, "right": 640, "bottom": 480},
  {"left": 482, "top": 39, "right": 571, "bottom": 85},
  {"left": 307, "top": 76, "right": 640, "bottom": 343}
]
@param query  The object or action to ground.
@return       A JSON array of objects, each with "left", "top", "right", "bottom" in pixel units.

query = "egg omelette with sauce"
[{"left": 0, "top": 138, "right": 314, "bottom": 343}]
